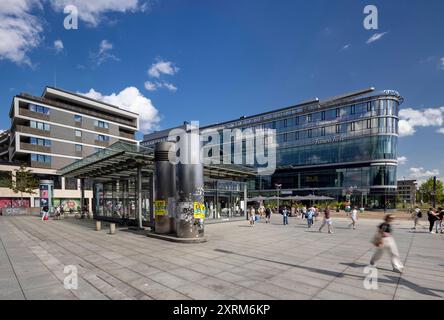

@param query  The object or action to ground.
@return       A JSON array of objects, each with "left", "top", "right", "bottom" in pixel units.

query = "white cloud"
[
  {"left": 439, "top": 58, "right": 444, "bottom": 70},
  {"left": 366, "top": 32, "right": 388, "bottom": 44},
  {"left": 144, "top": 80, "right": 178, "bottom": 92},
  {"left": 93, "top": 39, "right": 119, "bottom": 66},
  {"left": 437, "top": 128, "right": 444, "bottom": 134},
  {"left": 54, "top": 39, "right": 64, "bottom": 53},
  {"left": 0, "top": 0, "right": 43, "bottom": 66},
  {"left": 162, "top": 82, "right": 177, "bottom": 92},
  {"left": 148, "top": 59, "right": 179, "bottom": 78},
  {"left": 341, "top": 44, "right": 351, "bottom": 50},
  {"left": 397, "top": 156, "right": 408, "bottom": 165},
  {"left": 398, "top": 107, "right": 444, "bottom": 137},
  {"left": 407, "top": 167, "right": 440, "bottom": 184},
  {"left": 80, "top": 87, "right": 160, "bottom": 132},
  {"left": 48, "top": 0, "right": 145, "bottom": 27},
  {"left": 144, "top": 81, "right": 157, "bottom": 91}
]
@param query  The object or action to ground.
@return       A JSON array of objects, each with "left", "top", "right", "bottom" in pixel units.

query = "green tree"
[
  {"left": 1, "top": 165, "right": 39, "bottom": 207},
  {"left": 419, "top": 177, "right": 443, "bottom": 205}
]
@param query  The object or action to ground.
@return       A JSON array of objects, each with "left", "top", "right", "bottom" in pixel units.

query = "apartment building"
[{"left": 0, "top": 86, "right": 139, "bottom": 211}]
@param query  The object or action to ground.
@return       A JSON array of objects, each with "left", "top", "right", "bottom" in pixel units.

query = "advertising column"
[{"left": 39, "top": 180, "right": 54, "bottom": 214}]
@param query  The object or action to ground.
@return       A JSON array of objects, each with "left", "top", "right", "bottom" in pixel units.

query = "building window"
[
  {"left": 321, "top": 111, "right": 326, "bottom": 121},
  {"left": 31, "top": 154, "right": 51, "bottom": 163},
  {"left": 308, "top": 129, "right": 312, "bottom": 138},
  {"left": 367, "top": 102, "right": 372, "bottom": 112},
  {"left": 283, "top": 119, "right": 287, "bottom": 127},
  {"left": 30, "top": 137, "right": 51, "bottom": 146},
  {"left": 75, "top": 144, "right": 82, "bottom": 152},
  {"left": 30, "top": 121, "right": 50, "bottom": 131},
  {"left": 295, "top": 131, "right": 299, "bottom": 140},
  {"left": 95, "top": 120, "right": 109, "bottom": 129},
  {"left": 75, "top": 130, "right": 82, "bottom": 137},
  {"left": 321, "top": 127, "right": 326, "bottom": 136},
  {"left": 97, "top": 134, "right": 110, "bottom": 142},
  {"left": 294, "top": 117, "right": 299, "bottom": 125},
  {"left": 335, "top": 124, "right": 340, "bottom": 134},
  {"left": 336, "top": 108, "right": 340, "bottom": 118},
  {"left": 283, "top": 133, "right": 287, "bottom": 142},
  {"left": 74, "top": 114, "right": 82, "bottom": 122},
  {"left": 351, "top": 105, "right": 356, "bottom": 115},
  {"left": 307, "top": 114, "right": 312, "bottom": 123},
  {"left": 29, "top": 104, "right": 50, "bottom": 115},
  {"left": 350, "top": 122, "right": 356, "bottom": 132},
  {"left": 367, "top": 119, "right": 372, "bottom": 129}
]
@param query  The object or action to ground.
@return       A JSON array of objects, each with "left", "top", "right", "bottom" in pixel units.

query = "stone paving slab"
[{"left": 0, "top": 215, "right": 443, "bottom": 300}]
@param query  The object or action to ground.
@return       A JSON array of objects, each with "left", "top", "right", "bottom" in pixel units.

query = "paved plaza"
[{"left": 0, "top": 214, "right": 443, "bottom": 300}]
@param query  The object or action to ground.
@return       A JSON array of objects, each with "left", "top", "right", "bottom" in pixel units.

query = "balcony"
[
  {"left": 19, "top": 108, "right": 50, "bottom": 121},
  {"left": 94, "top": 140, "right": 110, "bottom": 147},
  {"left": 95, "top": 126, "right": 109, "bottom": 134},
  {"left": 15, "top": 125, "right": 50, "bottom": 137},
  {"left": 119, "top": 131, "right": 135, "bottom": 139},
  {"left": 20, "top": 142, "right": 51, "bottom": 153},
  {"left": 30, "top": 161, "right": 51, "bottom": 169}
]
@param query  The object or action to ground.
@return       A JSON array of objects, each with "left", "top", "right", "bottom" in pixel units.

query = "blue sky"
[{"left": 1, "top": 0, "right": 444, "bottom": 183}]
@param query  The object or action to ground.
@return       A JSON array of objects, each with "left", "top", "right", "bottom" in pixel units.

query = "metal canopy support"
[
  {"left": 137, "top": 164, "right": 143, "bottom": 229},
  {"left": 80, "top": 178, "right": 85, "bottom": 216}
]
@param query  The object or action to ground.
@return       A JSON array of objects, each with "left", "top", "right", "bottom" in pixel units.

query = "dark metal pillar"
[
  {"left": 154, "top": 142, "right": 176, "bottom": 234},
  {"left": 137, "top": 165, "right": 143, "bottom": 229}
]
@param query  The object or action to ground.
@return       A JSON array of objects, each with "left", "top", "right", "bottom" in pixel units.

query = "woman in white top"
[{"left": 348, "top": 206, "right": 358, "bottom": 230}]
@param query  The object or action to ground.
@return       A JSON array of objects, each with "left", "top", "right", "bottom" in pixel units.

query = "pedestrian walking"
[
  {"left": 411, "top": 206, "right": 422, "bottom": 229},
  {"left": 427, "top": 208, "right": 439, "bottom": 234},
  {"left": 282, "top": 206, "right": 289, "bottom": 225},
  {"left": 435, "top": 207, "right": 443, "bottom": 234},
  {"left": 265, "top": 206, "right": 271, "bottom": 223},
  {"left": 249, "top": 207, "right": 256, "bottom": 227},
  {"left": 306, "top": 207, "right": 314, "bottom": 228},
  {"left": 319, "top": 206, "right": 333, "bottom": 234},
  {"left": 301, "top": 205, "right": 307, "bottom": 220},
  {"left": 348, "top": 206, "right": 358, "bottom": 229},
  {"left": 370, "top": 214, "right": 404, "bottom": 273},
  {"left": 41, "top": 205, "right": 49, "bottom": 221}
]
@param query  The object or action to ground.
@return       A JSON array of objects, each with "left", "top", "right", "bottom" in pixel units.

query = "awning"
[{"left": 58, "top": 141, "right": 257, "bottom": 181}]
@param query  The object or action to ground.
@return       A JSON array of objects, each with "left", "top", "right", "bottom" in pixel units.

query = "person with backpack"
[
  {"left": 412, "top": 206, "right": 422, "bottom": 229},
  {"left": 301, "top": 205, "right": 307, "bottom": 220},
  {"left": 370, "top": 214, "right": 404, "bottom": 273},
  {"left": 282, "top": 206, "right": 289, "bottom": 225}
]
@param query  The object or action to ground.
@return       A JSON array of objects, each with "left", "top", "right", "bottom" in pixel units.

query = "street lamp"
[{"left": 275, "top": 183, "right": 282, "bottom": 213}]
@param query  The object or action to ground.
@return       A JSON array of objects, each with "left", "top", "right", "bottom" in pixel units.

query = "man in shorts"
[{"left": 319, "top": 206, "right": 333, "bottom": 234}]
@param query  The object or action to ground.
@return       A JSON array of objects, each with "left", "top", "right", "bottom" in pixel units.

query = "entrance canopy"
[{"left": 58, "top": 141, "right": 257, "bottom": 181}]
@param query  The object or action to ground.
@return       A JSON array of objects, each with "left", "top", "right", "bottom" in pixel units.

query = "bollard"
[
  {"left": 109, "top": 223, "right": 116, "bottom": 234},
  {"left": 95, "top": 220, "right": 101, "bottom": 231}
]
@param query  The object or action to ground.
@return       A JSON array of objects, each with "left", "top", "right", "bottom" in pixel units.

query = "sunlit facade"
[{"left": 143, "top": 88, "right": 403, "bottom": 209}]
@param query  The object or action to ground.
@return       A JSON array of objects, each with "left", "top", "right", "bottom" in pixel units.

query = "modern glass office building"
[{"left": 143, "top": 88, "right": 402, "bottom": 209}]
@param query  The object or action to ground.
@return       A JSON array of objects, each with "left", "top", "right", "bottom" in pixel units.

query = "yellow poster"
[
  {"left": 154, "top": 200, "right": 167, "bottom": 215},
  {"left": 193, "top": 202, "right": 205, "bottom": 220}
]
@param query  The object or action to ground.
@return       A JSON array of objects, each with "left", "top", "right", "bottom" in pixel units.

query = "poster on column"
[
  {"left": 154, "top": 200, "right": 166, "bottom": 216},
  {"left": 193, "top": 202, "right": 205, "bottom": 220}
]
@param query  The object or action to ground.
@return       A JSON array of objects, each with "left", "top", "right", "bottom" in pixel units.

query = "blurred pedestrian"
[
  {"left": 411, "top": 206, "right": 422, "bottom": 229},
  {"left": 348, "top": 206, "right": 358, "bottom": 230},
  {"left": 306, "top": 206, "right": 314, "bottom": 228},
  {"left": 427, "top": 208, "right": 439, "bottom": 234},
  {"left": 319, "top": 206, "right": 333, "bottom": 234},
  {"left": 370, "top": 214, "right": 404, "bottom": 273},
  {"left": 265, "top": 206, "right": 271, "bottom": 223},
  {"left": 249, "top": 207, "right": 256, "bottom": 227},
  {"left": 282, "top": 206, "right": 289, "bottom": 225},
  {"left": 41, "top": 205, "right": 49, "bottom": 221}
]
